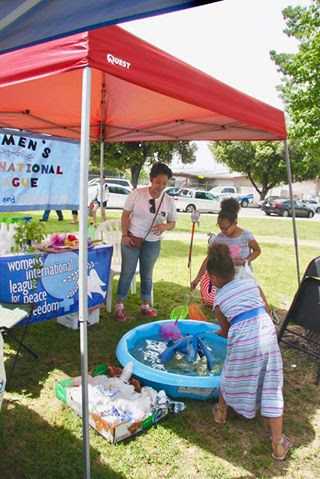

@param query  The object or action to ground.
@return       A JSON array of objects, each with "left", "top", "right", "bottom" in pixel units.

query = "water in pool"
[{"left": 130, "top": 335, "right": 224, "bottom": 377}]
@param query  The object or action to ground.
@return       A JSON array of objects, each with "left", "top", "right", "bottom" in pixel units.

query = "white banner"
[{"left": 0, "top": 129, "right": 80, "bottom": 212}]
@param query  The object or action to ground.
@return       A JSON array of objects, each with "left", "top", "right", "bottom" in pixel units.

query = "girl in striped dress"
[{"left": 207, "top": 243, "right": 292, "bottom": 461}]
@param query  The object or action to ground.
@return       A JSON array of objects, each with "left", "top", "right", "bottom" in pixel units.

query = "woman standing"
[{"left": 115, "top": 163, "right": 177, "bottom": 321}]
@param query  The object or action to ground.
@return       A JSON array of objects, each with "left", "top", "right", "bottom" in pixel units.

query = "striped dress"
[{"left": 214, "top": 278, "right": 283, "bottom": 419}]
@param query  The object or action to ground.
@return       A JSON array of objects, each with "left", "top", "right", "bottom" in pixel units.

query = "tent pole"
[
  {"left": 79, "top": 66, "right": 91, "bottom": 479},
  {"left": 99, "top": 79, "right": 106, "bottom": 227},
  {"left": 284, "top": 139, "right": 300, "bottom": 285}
]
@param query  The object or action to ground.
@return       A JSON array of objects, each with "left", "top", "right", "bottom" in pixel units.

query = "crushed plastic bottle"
[{"left": 120, "top": 361, "right": 133, "bottom": 383}]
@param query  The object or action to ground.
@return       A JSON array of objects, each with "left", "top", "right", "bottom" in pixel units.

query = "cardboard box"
[
  {"left": 55, "top": 375, "right": 168, "bottom": 444},
  {"left": 56, "top": 308, "right": 100, "bottom": 330}
]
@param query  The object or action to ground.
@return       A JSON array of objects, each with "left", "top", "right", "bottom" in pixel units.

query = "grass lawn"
[{"left": 0, "top": 211, "right": 319, "bottom": 478}]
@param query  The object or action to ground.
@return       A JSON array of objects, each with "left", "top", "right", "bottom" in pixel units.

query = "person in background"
[
  {"left": 71, "top": 210, "right": 78, "bottom": 224},
  {"left": 115, "top": 163, "right": 177, "bottom": 322},
  {"left": 191, "top": 198, "right": 261, "bottom": 289},
  {"left": 40, "top": 210, "right": 63, "bottom": 222},
  {"left": 91, "top": 178, "right": 109, "bottom": 227},
  {"left": 208, "top": 243, "right": 292, "bottom": 461}
]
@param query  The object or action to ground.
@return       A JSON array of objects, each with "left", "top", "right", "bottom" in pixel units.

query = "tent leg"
[
  {"left": 284, "top": 139, "right": 300, "bottom": 285},
  {"left": 99, "top": 79, "right": 106, "bottom": 231},
  {"left": 79, "top": 66, "right": 91, "bottom": 479}
]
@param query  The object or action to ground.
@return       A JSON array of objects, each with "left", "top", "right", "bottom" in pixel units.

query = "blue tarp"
[{"left": 0, "top": 0, "right": 221, "bottom": 54}]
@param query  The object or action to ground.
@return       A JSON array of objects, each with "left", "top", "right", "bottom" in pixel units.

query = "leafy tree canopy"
[
  {"left": 270, "top": 1, "right": 320, "bottom": 153},
  {"left": 90, "top": 141, "right": 197, "bottom": 187},
  {"left": 209, "top": 140, "right": 317, "bottom": 200}
]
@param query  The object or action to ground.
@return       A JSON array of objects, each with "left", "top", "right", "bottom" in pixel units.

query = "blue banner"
[
  {"left": 0, "top": 129, "right": 80, "bottom": 212},
  {"left": 0, "top": 246, "right": 112, "bottom": 324}
]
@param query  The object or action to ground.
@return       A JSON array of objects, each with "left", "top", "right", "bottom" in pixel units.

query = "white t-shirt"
[
  {"left": 123, "top": 187, "right": 177, "bottom": 242},
  {"left": 95, "top": 184, "right": 109, "bottom": 202}
]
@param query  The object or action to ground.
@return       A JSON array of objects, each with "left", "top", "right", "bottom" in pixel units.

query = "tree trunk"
[
  {"left": 260, "top": 188, "right": 269, "bottom": 200},
  {"left": 130, "top": 162, "right": 144, "bottom": 188}
]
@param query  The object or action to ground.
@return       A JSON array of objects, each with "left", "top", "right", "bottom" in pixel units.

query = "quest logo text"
[{"left": 106, "top": 53, "right": 131, "bottom": 69}]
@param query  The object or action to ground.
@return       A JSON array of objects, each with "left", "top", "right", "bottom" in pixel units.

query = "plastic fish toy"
[{"left": 159, "top": 333, "right": 218, "bottom": 370}]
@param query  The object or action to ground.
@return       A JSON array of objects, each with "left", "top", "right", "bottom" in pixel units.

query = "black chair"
[
  {"left": 278, "top": 257, "right": 320, "bottom": 384},
  {"left": 0, "top": 302, "right": 37, "bottom": 389},
  {"left": 302, "top": 256, "right": 320, "bottom": 279}
]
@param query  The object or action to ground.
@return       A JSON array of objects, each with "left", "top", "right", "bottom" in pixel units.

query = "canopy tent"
[
  {"left": 0, "top": 0, "right": 221, "bottom": 55},
  {"left": 0, "top": 26, "right": 286, "bottom": 142},
  {"left": 0, "top": 25, "right": 298, "bottom": 478}
]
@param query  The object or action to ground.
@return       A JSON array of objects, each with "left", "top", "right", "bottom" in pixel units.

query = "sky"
[{"left": 123, "top": 0, "right": 312, "bottom": 171}]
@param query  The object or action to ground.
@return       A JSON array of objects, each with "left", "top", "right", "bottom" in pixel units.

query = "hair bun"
[{"left": 220, "top": 197, "right": 240, "bottom": 214}]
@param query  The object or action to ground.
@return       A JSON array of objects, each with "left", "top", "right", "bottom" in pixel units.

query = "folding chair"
[
  {"left": 278, "top": 257, "right": 320, "bottom": 385},
  {"left": 0, "top": 302, "right": 37, "bottom": 389},
  {"left": 95, "top": 220, "right": 153, "bottom": 313}
]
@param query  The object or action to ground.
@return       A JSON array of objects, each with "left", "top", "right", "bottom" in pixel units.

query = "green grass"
[
  {"left": 0, "top": 213, "right": 320, "bottom": 478},
  {"left": 172, "top": 212, "right": 320, "bottom": 241},
  {"left": 1, "top": 208, "right": 319, "bottom": 240}
]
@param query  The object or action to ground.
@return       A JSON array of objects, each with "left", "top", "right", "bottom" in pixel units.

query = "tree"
[
  {"left": 270, "top": 1, "right": 320, "bottom": 154},
  {"left": 90, "top": 141, "right": 197, "bottom": 187},
  {"left": 209, "top": 140, "right": 315, "bottom": 200}
]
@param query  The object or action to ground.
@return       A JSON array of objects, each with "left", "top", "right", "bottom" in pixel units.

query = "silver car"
[{"left": 173, "top": 189, "right": 220, "bottom": 213}]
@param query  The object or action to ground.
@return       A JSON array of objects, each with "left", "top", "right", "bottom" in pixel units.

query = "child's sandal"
[
  {"left": 271, "top": 435, "right": 292, "bottom": 461},
  {"left": 212, "top": 404, "right": 227, "bottom": 424}
]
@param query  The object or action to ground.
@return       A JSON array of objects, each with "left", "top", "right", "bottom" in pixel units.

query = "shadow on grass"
[
  {"left": 3, "top": 280, "right": 319, "bottom": 478},
  {"left": 159, "top": 361, "right": 318, "bottom": 478},
  {"left": 0, "top": 401, "right": 126, "bottom": 479}
]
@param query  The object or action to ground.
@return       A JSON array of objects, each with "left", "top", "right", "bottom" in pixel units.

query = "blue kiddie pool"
[{"left": 116, "top": 320, "right": 227, "bottom": 400}]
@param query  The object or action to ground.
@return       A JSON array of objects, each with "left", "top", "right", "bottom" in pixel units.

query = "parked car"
[
  {"left": 258, "top": 195, "right": 282, "bottom": 209},
  {"left": 164, "top": 187, "right": 181, "bottom": 196},
  {"left": 88, "top": 177, "right": 133, "bottom": 190},
  {"left": 173, "top": 189, "right": 220, "bottom": 213},
  {"left": 209, "top": 185, "right": 237, "bottom": 196},
  {"left": 262, "top": 198, "right": 315, "bottom": 218},
  {"left": 88, "top": 183, "right": 131, "bottom": 208},
  {"left": 209, "top": 185, "right": 253, "bottom": 207},
  {"left": 301, "top": 199, "right": 320, "bottom": 213},
  {"left": 88, "top": 177, "right": 100, "bottom": 186},
  {"left": 104, "top": 177, "right": 133, "bottom": 190}
]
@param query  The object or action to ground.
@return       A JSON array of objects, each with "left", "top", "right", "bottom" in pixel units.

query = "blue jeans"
[
  {"left": 116, "top": 240, "right": 161, "bottom": 302},
  {"left": 42, "top": 210, "right": 63, "bottom": 220}
]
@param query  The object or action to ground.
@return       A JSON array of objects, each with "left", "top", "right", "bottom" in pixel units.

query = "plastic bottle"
[
  {"left": 0, "top": 220, "right": 8, "bottom": 253},
  {"left": 120, "top": 362, "right": 133, "bottom": 383},
  {"left": 7, "top": 219, "right": 19, "bottom": 253}
]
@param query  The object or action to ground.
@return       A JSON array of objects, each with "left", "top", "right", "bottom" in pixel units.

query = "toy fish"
[{"left": 159, "top": 333, "right": 218, "bottom": 371}]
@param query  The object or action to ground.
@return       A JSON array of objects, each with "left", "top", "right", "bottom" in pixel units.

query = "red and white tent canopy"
[
  {"left": 0, "top": 25, "right": 290, "bottom": 477},
  {"left": 0, "top": 25, "right": 286, "bottom": 142}
]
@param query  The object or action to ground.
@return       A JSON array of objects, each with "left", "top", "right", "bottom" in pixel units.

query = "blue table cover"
[{"left": 0, "top": 245, "right": 112, "bottom": 324}]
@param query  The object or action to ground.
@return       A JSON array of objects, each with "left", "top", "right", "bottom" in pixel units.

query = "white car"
[
  {"left": 88, "top": 177, "right": 100, "bottom": 186},
  {"left": 88, "top": 177, "right": 133, "bottom": 190},
  {"left": 302, "top": 199, "right": 320, "bottom": 213},
  {"left": 88, "top": 183, "right": 131, "bottom": 208},
  {"left": 164, "top": 186, "right": 181, "bottom": 196},
  {"left": 173, "top": 189, "right": 220, "bottom": 213}
]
